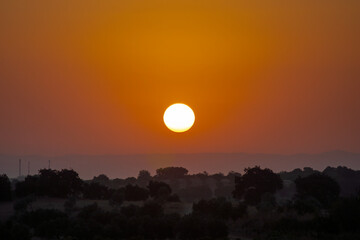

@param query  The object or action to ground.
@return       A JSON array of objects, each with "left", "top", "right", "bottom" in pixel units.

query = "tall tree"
[
  {"left": 233, "top": 166, "right": 283, "bottom": 205},
  {"left": 137, "top": 170, "right": 152, "bottom": 187},
  {"left": 147, "top": 181, "right": 172, "bottom": 199},
  {"left": 295, "top": 172, "right": 340, "bottom": 208},
  {"left": 0, "top": 174, "right": 12, "bottom": 201}
]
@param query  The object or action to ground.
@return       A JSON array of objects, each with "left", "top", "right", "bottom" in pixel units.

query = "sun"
[{"left": 163, "top": 103, "right": 195, "bottom": 133}]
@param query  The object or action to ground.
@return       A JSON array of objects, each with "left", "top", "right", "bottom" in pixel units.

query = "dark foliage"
[
  {"left": 280, "top": 166, "right": 360, "bottom": 197},
  {"left": 193, "top": 197, "right": 233, "bottom": 220},
  {"left": 177, "top": 214, "right": 228, "bottom": 240},
  {"left": 137, "top": 170, "right": 152, "bottom": 187},
  {"left": 292, "top": 196, "right": 322, "bottom": 215},
  {"left": 64, "top": 195, "right": 77, "bottom": 213},
  {"left": 295, "top": 173, "right": 340, "bottom": 208},
  {"left": 120, "top": 204, "right": 140, "bottom": 218},
  {"left": 140, "top": 201, "right": 164, "bottom": 217},
  {"left": 148, "top": 181, "right": 172, "bottom": 199},
  {"left": 177, "top": 185, "right": 213, "bottom": 202},
  {"left": 124, "top": 177, "right": 137, "bottom": 185},
  {"left": 57, "top": 169, "right": 83, "bottom": 197},
  {"left": 13, "top": 195, "right": 35, "bottom": 213},
  {"left": 124, "top": 184, "right": 149, "bottom": 201},
  {"left": 0, "top": 174, "right": 12, "bottom": 201},
  {"left": 92, "top": 174, "right": 110, "bottom": 184},
  {"left": 323, "top": 166, "right": 360, "bottom": 197},
  {"left": 327, "top": 197, "right": 360, "bottom": 233},
  {"left": 233, "top": 166, "right": 283, "bottom": 205},
  {"left": 193, "top": 197, "right": 246, "bottom": 221},
  {"left": 15, "top": 169, "right": 82, "bottom": 198},
  {"left": 0, "top": 221, "right": 31, "bottom": 240},
  {"left": 15, "top": 175, "right": 38, "bottom": 198},
  {"left": 156, "top": 167, "right": 189, "bottom": 179},
  {"left": 167, "top": 194, "right": 181, "bottom": 202},
  {"left": 6, "top": 165, "right": 360, "bottom": 240},
  {"left": 279, "top": 167, "right": 320, "bottom": 181},
  {"left": 214, "top": 184, "right": 234, "bottom": 198},
  {"left": 82, "top": 182, "right": 112, "bottom": 200},
  {"left": 262, "top": 197, "right": 360, "bottom": 239},
  {"left": 108, "top": 188, "right": 124, "bottom": 206},
  {"left": 21, "top": 209, "right": 68, "bottom": 238}
]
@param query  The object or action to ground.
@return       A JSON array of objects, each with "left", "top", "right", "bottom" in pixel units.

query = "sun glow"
[{"left": 163, "top": 103, "right": 195, "bottom": 133}]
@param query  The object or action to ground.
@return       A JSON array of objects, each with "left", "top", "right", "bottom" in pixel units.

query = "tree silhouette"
[
  {"left": 138, "top": 170, "right": 152, "bottom": 181},
  {"left": 124, "top": 184, "right": 149, "bottom": 201},
  {"left": 295, "top": 172, "right": 340, "bottom": 208},
  {"left": 137, "top": 170, "right": 152, "bottom": 187},
  {"left": 147, "top": 181, "right": 172, "bottom": 200},
  {"left": 233, "top": 166, "right": 283, "bottom": 205},
  {"left": 15, "top": 175, "right": 39, "bottom": 198},
  {"left": 0, "top": 174, "right": 12, "bottom": 201},
  {"left": 16, "top": 169, "right": 84, "bottom": 198},
  {"left": 92, "top": 174, "right": 110, "bottom": 185},
  {"left": 57, "top": 169, "right": 83, "bottom": 197}
]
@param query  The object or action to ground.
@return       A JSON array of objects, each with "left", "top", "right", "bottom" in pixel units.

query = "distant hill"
[{"left": 1, "top": 150, "right": 359, "bottom": 179}]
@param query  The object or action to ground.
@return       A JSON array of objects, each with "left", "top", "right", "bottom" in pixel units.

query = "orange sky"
[{"left": 1, "top": 0, "right": 359, "bottom": 156}]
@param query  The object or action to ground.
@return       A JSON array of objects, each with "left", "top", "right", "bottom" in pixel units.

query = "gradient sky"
[{"left": 1, "top": 0, "right": 359, "bottom": 156}]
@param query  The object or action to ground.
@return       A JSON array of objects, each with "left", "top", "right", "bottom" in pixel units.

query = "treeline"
[
  {"left": 4, "top": 165, "right": 358, "bottom": 202},
  {"left": 3, "top": 169, "right": 180, "bottom": 204},
  {"left": 280, "top": 166, "right": 360, "bottom": 197},
  {"left": 1, "top": 166, "right": 360, "bottom": 239},
  {"left": 92, "top": 167, "right": 239, "bottom": 202}
]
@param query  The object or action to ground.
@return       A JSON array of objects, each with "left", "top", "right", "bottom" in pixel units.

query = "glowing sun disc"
[{"left": 163, "top": 103, "right": 195, "bottom": 132}]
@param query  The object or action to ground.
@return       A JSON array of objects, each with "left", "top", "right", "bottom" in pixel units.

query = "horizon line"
[{"left": 1, "top": 149, "right": 359, "bottom": 158}]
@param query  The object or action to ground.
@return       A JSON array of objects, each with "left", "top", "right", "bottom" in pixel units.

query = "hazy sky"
[{"left": 1, "top": 0, "right": 359, "bottom": 156}]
